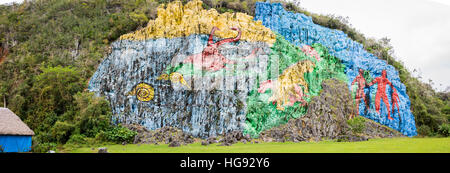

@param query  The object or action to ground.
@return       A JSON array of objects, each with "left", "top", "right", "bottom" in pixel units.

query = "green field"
[{"left": 70, "top": 137, "right": 450, "bottom": 153}]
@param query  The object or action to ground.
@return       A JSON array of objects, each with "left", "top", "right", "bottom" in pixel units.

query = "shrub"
[
  {"left": 347, "top": 116, "right": 366, "bottom": 134},
  {"left": 417, "top": 125, "right": 432, "bottom": 136},
  {"left": 104, "top": 125, "right": 137, "bottom": 143},
  {"left": 438, "top": 124, "right": 450, "bottom": 137},
  {"left": 73, "top": 92, "right": 112, "bottom": 137},
  {"left": 66, "top": 134, "right": 87, "bottom": 145},
  {"left": 50, "top": 121, "right": 75, "bottom": 143},
  {"left": 32, "top": 142, "right": 57, "bottom": 153},
  {"left": 33, "top": 132, "right": 54, "bottom": 144},
  {"left": 441, "top": 105, "right": 450, "bottom": 115},
  {"left": 94, "top": 130, "right": 108, "bottom": 142},
  {"left": 32, "top": 66, "right": 84, "bottom": 115}
]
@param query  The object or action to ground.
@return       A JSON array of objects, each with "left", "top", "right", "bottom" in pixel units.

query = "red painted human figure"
[
  {"left": 351, "top": 69, "right": 369, "bottom": 118},
  {"left": 391, "top": 87, "right": 401, "bottom": 121},
  {"left": 368, "top": 70, "right": 395, "bottom": 120},
  {"left": 183, "top": 27, "right": 259, "bottom": 71}
]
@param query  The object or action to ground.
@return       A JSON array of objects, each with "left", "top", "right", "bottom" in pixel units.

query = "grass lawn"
[{"left": 70, "top": 137, "right": 450, "bottom": 153}]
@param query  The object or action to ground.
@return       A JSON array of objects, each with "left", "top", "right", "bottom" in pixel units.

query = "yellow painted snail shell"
[{"left": 127, "top": 83, "right": 155, "bottom": 102}]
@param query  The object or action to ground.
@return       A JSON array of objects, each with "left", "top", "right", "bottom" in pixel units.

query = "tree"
[{"left": 27, "top": 65, "right": 84, "bottom": 130}]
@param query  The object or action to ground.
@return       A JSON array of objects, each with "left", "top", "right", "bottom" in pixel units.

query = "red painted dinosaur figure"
[
  {"left": 183, "top": 27, "right": 259, "bottom": 71},
  {"left": 350, "top": 69, "right": 369, "bottom": 118},
  {"left": 368, "top": 70, "right": 397, "bottom": 120}
]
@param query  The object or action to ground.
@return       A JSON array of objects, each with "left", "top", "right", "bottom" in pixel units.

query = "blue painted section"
[
  {"left": 254, "top": 2, "right": 417, "bottom": 136},
  {"left": 0, "top": 135, "right": 32, "bottom": 152}
]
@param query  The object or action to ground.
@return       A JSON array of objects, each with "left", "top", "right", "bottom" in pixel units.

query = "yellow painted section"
[
  {"left": 270, "top": 60, "right": 316, "bottom": 110},
  {"left": 120, "top": 0, "right": 276, "bottom": 44}
]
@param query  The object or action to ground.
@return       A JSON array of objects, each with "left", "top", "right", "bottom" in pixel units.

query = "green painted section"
[{"left": 244, "top": 35, "right": 348, "bottom": 137}]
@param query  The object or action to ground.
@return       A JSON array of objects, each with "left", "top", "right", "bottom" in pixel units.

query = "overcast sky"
[
  {"left": 2, "top": 0, "right": 449, "bottom": 91},
  {"left": 0, "top": 0, "right": 20, "bottom": 5}
]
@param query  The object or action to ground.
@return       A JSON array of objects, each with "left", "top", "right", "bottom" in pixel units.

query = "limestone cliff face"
[
  {"left": 89, "top": 0, "right": 417, "bottom": 138},
  {"left": 89, "top": 0, "right": 280, "bottom": 138},
  {"left": 89, "top": 35, "right": 270, "bottom": 138},
  {"left": 255, "top": 2, "right": 417, "bottom": 136}
]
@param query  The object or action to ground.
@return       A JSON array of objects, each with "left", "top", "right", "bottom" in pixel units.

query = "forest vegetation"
[{"left": 0, "top": 0, "right": 448, "bottom": 152}]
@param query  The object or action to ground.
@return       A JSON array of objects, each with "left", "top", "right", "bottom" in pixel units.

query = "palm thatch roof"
[{"left": 0, "top": 108, "right": 35, "bottom": 136}]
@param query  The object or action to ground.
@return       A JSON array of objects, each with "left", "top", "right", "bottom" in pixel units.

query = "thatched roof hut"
[
  {"left": 0, "top": 108, "right": 35, "bottom": 136},
  {"left": 0, "top": 108, "right": 35, "bottom": 152}
]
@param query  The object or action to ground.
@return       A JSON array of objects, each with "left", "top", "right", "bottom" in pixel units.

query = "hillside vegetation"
[{"left": 0, "top": 0, "right": 448, "bottom": 152}]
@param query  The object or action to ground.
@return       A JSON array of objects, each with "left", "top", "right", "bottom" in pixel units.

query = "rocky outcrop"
[
  {"left": 258, "top": 79, "right": 403, "bottom": 142},
  {"left": 125, "top": 125, "right": 195, "bottom": 145},
  {"left": 217, "top": 131, "right": 252, "bottom": 146},
  {"left": 98, "top": 147, "right": 108, "bottom": 153},
  {"left": 126, "top": 124, "right": 253, "bottom": 147}
]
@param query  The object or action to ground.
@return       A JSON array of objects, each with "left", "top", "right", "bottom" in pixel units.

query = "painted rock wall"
[
  {"left": 89, "top": 0, "right": 417, "bottom": 138},
  {"left": 255, "top": 2, "right": 417, "bottom": 136},
  {"left": 89, "top": 0, "right": 279, "bottom": 138}
]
